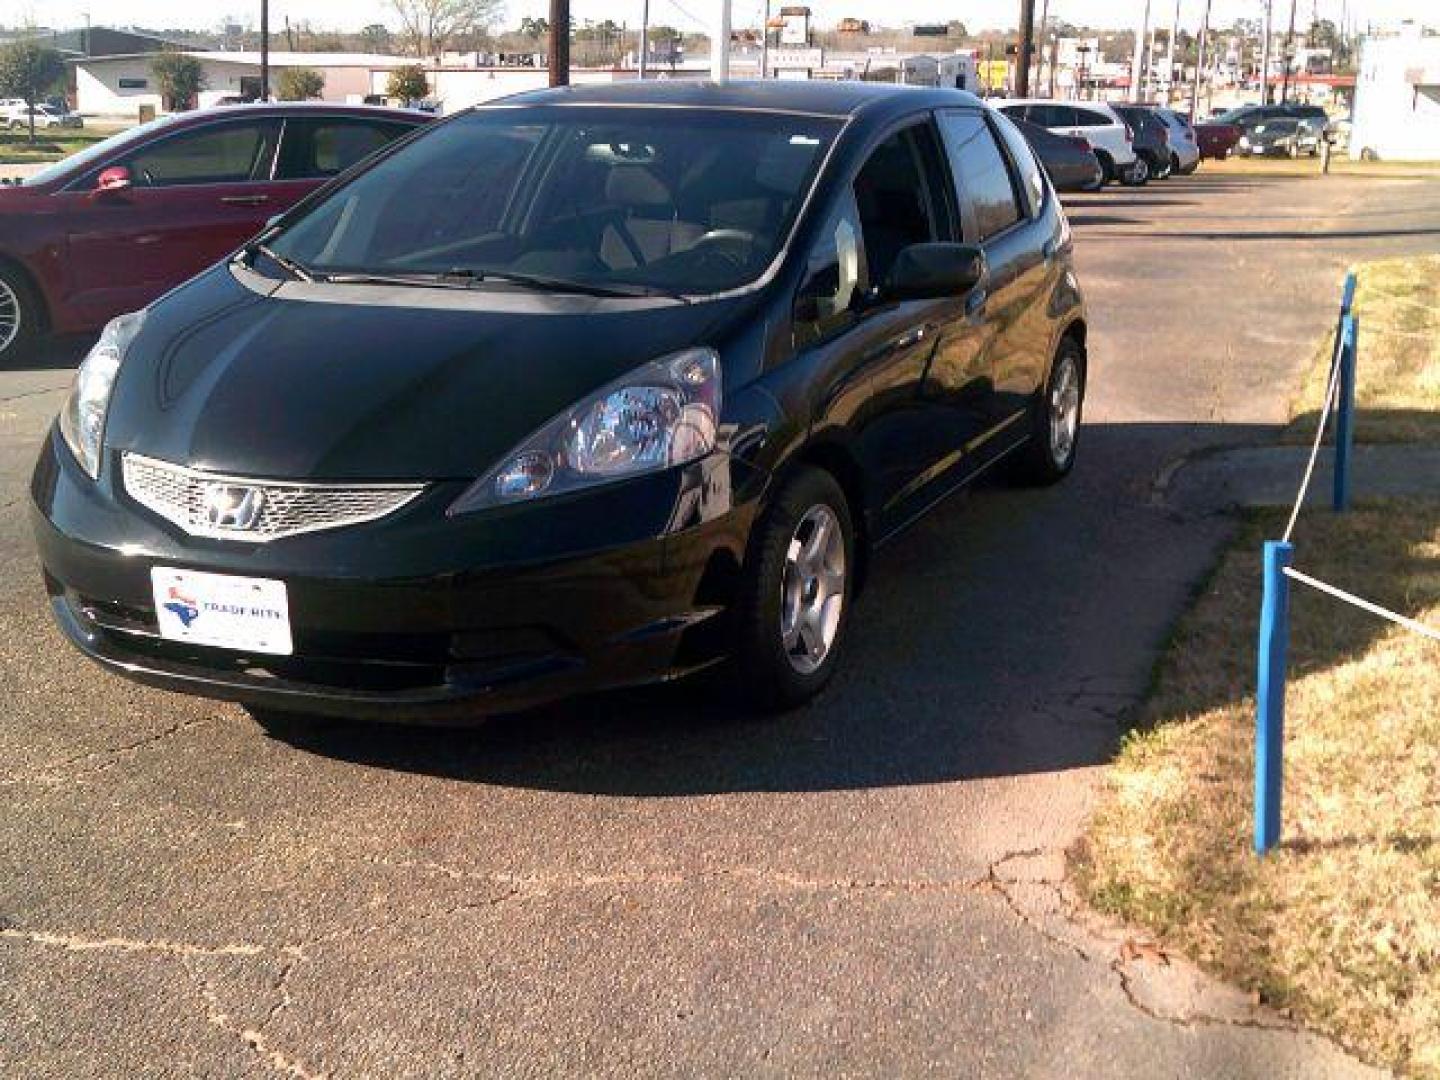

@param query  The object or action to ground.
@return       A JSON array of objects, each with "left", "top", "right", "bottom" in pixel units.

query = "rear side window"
[
  {"left": 989, "top": 112, "right": 1044, "bottom": 217},
  {"left": 1073, "top": 108, "right": 1112, "bottom": 128},
  {"left": 999, "top": 105, "right": 1028, "bottom": 122},
  {"left": 936, "top": 110, "right": 1021, "bottom": 242},
  {"left": 275, "top": 118, "right": 413, "bottom": 180},
  {"left": 1029, "top": 104, "right": 1076, "bottom": 128},
  {"left": 121, "top": 121, "right": 279, "bottom": 186}
]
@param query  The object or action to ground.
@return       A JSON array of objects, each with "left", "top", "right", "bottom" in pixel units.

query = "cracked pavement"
[{"left": 4, "top": 169, "right": 1438, "bottom": 1077}]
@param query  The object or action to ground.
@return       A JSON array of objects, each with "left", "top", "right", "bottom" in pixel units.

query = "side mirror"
[
  {"left": 883, "top": 243, "right": 987, "bottom": 302},
  {"left": 91, "top": 165, "right": 132, "bottom": 198}
]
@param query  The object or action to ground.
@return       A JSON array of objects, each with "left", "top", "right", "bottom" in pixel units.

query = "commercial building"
[{"left": 1350, "top": 30, "right": 1440, "bottom": 160}]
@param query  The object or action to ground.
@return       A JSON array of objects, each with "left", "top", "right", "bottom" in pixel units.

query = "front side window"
[
  {"left": 936, "top": 110, "right": 1021, "bottom": 242},
  {"left": 275, "top": 118, "right": 414, "bottom": 180},
  {"left": 121, "top": 121, "right": 280, "bottom": 186},
  {"left": 268, "top": 107, "right": 841, "bottom": 295},
  {"left": 851, "top": 126, "right": 940, "bottom": 288}
]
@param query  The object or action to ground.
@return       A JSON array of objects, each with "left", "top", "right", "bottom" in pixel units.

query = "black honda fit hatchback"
[{"left": 31, "top": 81, "right": 1087, "bottom": 722}]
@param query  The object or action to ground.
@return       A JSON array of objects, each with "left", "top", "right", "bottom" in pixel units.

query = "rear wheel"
[
  {"left": 735, "top": 466, "right": 855, "bottom": 711},
  {"left": 1009, "top": 337, "right": 1085, "bottom": 486},
  {"left": 0, "top": 262, "right": 41, "bottom": 362},
  {"left": 1095, "top": 151, "right": 1116, "bottom": 185}
]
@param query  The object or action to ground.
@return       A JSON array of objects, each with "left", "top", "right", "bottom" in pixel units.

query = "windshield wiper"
[
  {"left": 252, "top": 243, "right": 314, "bottom": 283},
  {"left": 317, "top": 266, "right": 690, "bottom": 302}
]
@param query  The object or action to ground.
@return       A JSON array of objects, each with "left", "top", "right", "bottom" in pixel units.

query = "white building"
[
  {"left": 73, "top": 51, "right": 416, "bottom": 116},
  {"left": 1350, "top": 31, "right": 1440, "bottom": 161}
]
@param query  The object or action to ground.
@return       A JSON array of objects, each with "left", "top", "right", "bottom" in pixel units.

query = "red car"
[
  {"left": 0, "top": 103, "right": 429, "bottom": 360},
  {"left": 1194, "top": 122, "right": 1242, "bottom": 160}
]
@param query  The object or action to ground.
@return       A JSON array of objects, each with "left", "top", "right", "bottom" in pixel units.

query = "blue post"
[
  {"left": 1339, "top": 269, "right": 1356, "bottom": 318},
  {"left": 1255, "top": 540, "right": 1293, "bottom": 855},
  {"left": 1333, "top": 314, "right": 1357, "bottom": 512}
]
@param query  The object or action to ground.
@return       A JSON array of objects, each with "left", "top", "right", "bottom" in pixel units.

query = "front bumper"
[{"left": 31, "top": 432, "right": 761, "bottom": 722}]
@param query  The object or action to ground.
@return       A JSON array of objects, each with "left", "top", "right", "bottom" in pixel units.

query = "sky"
[{"left": 6, "top": 0, "right": 1434, "bottom": 37}]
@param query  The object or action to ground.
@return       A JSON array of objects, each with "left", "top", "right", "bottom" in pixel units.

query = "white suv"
[{"left": 994, "top": 99, "right": 1139, "bottom": 185}]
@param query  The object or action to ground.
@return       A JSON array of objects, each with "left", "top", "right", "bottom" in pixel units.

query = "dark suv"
[
  {"left": 32, "top": 82, "right": 1087, "bottom": 722},
  {"left": 0, "top": 103, "right": 429, "bottom": 360},
  {"left": 1113, "top": 105, "right": 1173, "bottom": 181}
]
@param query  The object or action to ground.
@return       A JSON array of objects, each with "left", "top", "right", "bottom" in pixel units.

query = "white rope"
[
  {"left": 1282, "top": 333, "right": 1345, "bottom": 544},
  {"left": 1284, "top": 566, "right": 1440, "bottom": 644}
]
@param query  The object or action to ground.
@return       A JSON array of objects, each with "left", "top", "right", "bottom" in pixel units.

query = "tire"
[
  {"left": 734, "top": 466, "right": 855, "bottom": 712},
  {"left": 1169, "top": 152, "right": 1182, "bottom": 176},
  {"left": 1095, "top": 151, "right": 1115, "bottom": 185},
  {"left": 0, "top": 261, "right": 41, "bottom": 363},
  {"left": 1150, "top": 152, "right": 1172, "bottom": 180},
  {"left": 1008, "top": 337, "right": 1086, "bottom": 486},
  {"left": 1120, "top": 156, "right": 1149, "bottom": 186}
]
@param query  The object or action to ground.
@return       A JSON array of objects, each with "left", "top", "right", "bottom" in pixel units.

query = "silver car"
[{"left": 1155, "top": 109, "right": 1201, "bottom": 175}]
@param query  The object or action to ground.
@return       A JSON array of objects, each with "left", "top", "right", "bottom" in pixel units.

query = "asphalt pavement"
[{"left": 4, "top": 165, "right": 1439, "bottom": 1078}]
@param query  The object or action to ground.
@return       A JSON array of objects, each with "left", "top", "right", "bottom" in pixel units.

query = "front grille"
[{"left": 121, "top": 453, "right": 426, "bottom": 542}]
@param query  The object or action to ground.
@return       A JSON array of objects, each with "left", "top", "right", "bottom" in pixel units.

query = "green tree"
[
  {"left": 386, "top": 64, "right": 430, "bottom": 103},
  {"left": 519, "top": 16, "right": 549, "bottom": 38},
  {"left": 277, "top": 67, "right": 325, "bottom": 100},
  {"left": 389, "top": 0, "right": 503, "bottom": 57},
  {"left": 360, "top": 23, "right": 393, "bottom": 52},
  {"left": 0, "top": 39, "right": 65, "bottom": 142},
  {"left": 151, "top": 51, "right": 207, "bottom": 111}
]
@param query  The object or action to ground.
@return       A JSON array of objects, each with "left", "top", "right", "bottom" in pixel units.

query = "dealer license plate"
[{"left": 150, "top": 567, "right": 293, "bottom": 655}]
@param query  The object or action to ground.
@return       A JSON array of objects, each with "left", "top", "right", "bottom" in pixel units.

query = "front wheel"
[
  {"left": 1120, "top": 156, "right": 1149, "bottom": 186},
  {"left": 1008, "top": 338, "right": 1085, "bottom": 486},
  {"left": 0, "top": 263, "right": 41, "bottom": 361},
  {"left": 735, "top": 467, "right": 855, "bottom": 712}
]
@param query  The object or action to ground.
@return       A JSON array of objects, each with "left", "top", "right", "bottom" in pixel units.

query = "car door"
[
  {"left": 59, "top": 118, "right": 282, "bottom": 326},
  {"left": 933, "top": 108, "right": 1052, "bottom": 459},
  {"left": 791, "top": 121, "right": 960, "bottom": 534}
]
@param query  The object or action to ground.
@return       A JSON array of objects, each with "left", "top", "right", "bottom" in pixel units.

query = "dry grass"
[
  {"left": 1075, "top": 501, "right": 1440, "bottom": 1075},
  {"left": 1209, "top": 156, "right": 1440, "bottom": 178},
  {"left": 1287, "top": 255, "right": 1440, "bottom": 444}
]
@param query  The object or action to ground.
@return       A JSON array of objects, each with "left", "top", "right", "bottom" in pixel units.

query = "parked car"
[
  {"left": 1152, "top": 108, "right": 1202, "bottom": 174},
  {"left": 0, "top": 103, "right": 430, "bottom": 360},
  {"left": 1238, "top": 117, "right": 1324, "bottom": 157},
  {"left": 1194, "top": 121, "right": 1242, "bottom": 159},
  {"left": 4, "top": 103, "right": 83, "bottom": 130},
  {"left": 1215, "top": 102, "right": 1330, "bottom": 136},
  {"left": 1112, "top": 105, "right": 1173, "bottom": 181},
  {"left": 31, "top": 82, "right": 1088, "bottom": 722},
  {"left": 1012, "top": 116, "right": 1103, "bottom": 191},
  {"left": 994, "top": 98, "right": 1142, "bottom": 185}
]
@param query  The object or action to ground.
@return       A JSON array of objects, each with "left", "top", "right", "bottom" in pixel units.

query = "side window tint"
[
  {"left": 1073, "top": 108, "right": 1110, "bottom": 128},
  {"left": 936, "top": 110, "right": 1022, "bottom": 242},
  {"left": 276, "top": 119, "right": 411, "bottom": 180},
  {"left": 1029, "top": 104, "right": 1065, "bottom": 127},
  {"left": 122, "top": 122, "right": 277, "bottom": 186},
  {"left": 990, "top": 112, "right": 1044, "bottom": 217},
  {"left": 999, "top": 105, "right": 1028, "bottom": 122},
  {"left": 794, "top": 192, "right": 867, "bottom": 348}
]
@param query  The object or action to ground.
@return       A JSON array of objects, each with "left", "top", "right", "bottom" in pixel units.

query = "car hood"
[{"left": 104, "top": 264, "right": 760, "bottom": 481}]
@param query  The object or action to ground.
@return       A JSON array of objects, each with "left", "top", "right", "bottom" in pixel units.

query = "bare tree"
[{"left": 389, "top": 0, "right": 504, "bottom": 57}]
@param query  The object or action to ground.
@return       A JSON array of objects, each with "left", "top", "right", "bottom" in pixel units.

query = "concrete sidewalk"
[{"left": 1165, "top": 443, "right": 1440, "bottom": 514}]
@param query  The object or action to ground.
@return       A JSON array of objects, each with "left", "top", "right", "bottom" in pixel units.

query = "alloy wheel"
[
  {"left": 1049, "top": 355, "right": 1081, "bottom": 468},
  {"left": 0, "top": 278, "right": 21, "bottom": 354},
  {"left": 779, "top": 504, "right": 846, "bottom": 675}
]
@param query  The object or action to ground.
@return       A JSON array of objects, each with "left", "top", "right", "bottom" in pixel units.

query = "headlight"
[
  {"left": 448, "top": 347, "right": 721, "bottom": 514},
  {"left": 58, "top": 311, "right": 144, "bottom": 479}
]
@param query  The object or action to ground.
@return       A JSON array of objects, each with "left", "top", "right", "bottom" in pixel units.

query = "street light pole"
[
  {"left": 1131, "top": 0, "right": 1152, "bottom": 102},
  {"left": 1164, "top": 0, "right": 1180, "bottom": 105},
  {"left": 760, "top": 0, "right": 771, "bottom": 78},
  {"left": 549, "top": 0, "right": 570, "bottom": 85},
  {"left": 1280, "top": 0, "right": 1297, "bottom": 103},
  {"left": 711, "top": 0, "right": 731, "bottom": 82},
  {"left": 1188, "top": 0, "right": 1212, "bottom": 123},
  {"left": 638, "top": 0, "right": 649, "bottom": 79},
  {"left": 1259, "top": 0, "right": 1274, "bottom": 104}
]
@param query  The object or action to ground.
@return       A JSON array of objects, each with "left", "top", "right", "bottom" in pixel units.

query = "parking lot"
[{"left": 4, "top": 165, "right": 1439, "bottom": 1077}]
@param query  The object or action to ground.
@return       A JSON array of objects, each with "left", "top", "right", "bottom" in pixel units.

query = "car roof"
[{"left": 497, "top": 79, "right": 985, "bottom": 120}]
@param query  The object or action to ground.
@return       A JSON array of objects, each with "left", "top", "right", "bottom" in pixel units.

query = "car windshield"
[
  {"left": 23, "top": 114, "right": 170, "bottom": 187},
  {"left": 1215, "top": 107, "right": 1258, "bottom": 124},
  {"left": 1261, "top": 119, "right": 1298, "bottom": 133},
  {"left": 265, "top": 105, "right": 840, "bottom": 296}
]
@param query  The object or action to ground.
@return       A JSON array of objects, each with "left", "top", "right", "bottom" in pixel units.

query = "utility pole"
[
  {"left": 549, "top": 0, "right": 570, "bottom": 85},
  {"left": 1188, "top": 0, "right": 1212, "bottom": 123},
  {"left": 1037, "top": 0, "right": 1050, "bottom": 97},
  {"left": 638, "top": 0, "right": 649, "bottom": 78},
  {"left": 1016, "top": 0, "right": 1037, "bottom": 96},
  {"left": 1260, "top": 0, "right": 1273, "bottom": 103},
  {"left": 760, "top": 0, "right": 771, "bottom": 78},
  {"left": 1164, "top": 0, "right": 1180, "bottom": 105},
  {"left": 1131, "top": 0, "right": 1153, "bottom": 102},
  {"left": 260, "top": 0, "right": 270, "bottom": 101},
  {"left": 1280, "top": 0, "right": 1297, "bottom": 103},
  {"left": 711, "top": 0, "right": 731, "bottom": 81}
]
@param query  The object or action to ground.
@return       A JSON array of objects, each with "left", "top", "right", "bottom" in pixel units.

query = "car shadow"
[{"left": 257, "top": 418, "right": 1322, "bottom": 798}]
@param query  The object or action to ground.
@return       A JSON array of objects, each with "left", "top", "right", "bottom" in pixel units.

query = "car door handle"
[
  {"left": 220, "top": 194, "right": 269, "bottom": 206},
  {"left": 889, "top": 324, "right": 932, "bottom": 351}
]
